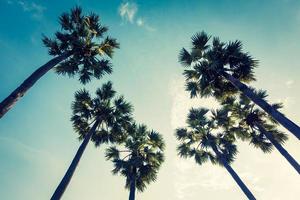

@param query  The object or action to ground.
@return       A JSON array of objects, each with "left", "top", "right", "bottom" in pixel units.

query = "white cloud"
[
  {"left": 118, "top": 1, "right": 156, "bottom": 31},
  {"left": 144, "top": 24, "right": 156, "bottom": 32},
  {"left": 119, "top": 2, "right": 137, "bottom": 23},
  {"left": 137, "top": 17, "right": 156, "bottom": 31},
  {"left": 285, "top": 80, "right": 294, "bottom": 88},
  {"left": 173, "top": 151, "right": 264, "bottom": 199},
  {"left": 6, "top": 0, "right": 46, "bottom": 20},
  {"left": 136, "top": 17, "right": 144, "bottom": 26},
  {"left": 0, "top": 136, "right": 61, "bottom": 165},
  {"left": 173, "top": 156, "right": 249, "bottom": 199}
]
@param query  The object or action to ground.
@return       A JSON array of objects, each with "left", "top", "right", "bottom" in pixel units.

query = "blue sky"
[{"left": 0, "top": 0, "right": 300, "bottom": 199}]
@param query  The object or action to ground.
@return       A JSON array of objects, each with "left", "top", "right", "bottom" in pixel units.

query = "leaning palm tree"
[
  {"left": 0, "top": 6, "right": 119, "bottom": 118},
  {"left": 175, "top": 108, "right": 256, "bottom": 200},
  {"left": 51, "top": 82, "right": 132, "bottom": 200},
  {"left": 105, "top": 123, "right": 165, "bottom": 200},
  {"left": 179, "top": 31, "right": 300, "bottom": 140},
  {"left": 221, "top": 92, "right": 300, "bottom": 174}
]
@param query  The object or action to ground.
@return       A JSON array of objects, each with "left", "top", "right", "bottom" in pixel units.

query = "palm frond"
[
  {"left": 179, "top": 48, "right": 192, "bottom": 67},
  {"left": 185, "top": 81, "right": 200, "bottom": 98},
  {"left": 191, "top": 31, "right": 211, "bottom": 50},
  {"left": 43, "top": 6, "right": 119, "bottom": 83},
  {"left": 175, "top": 128, "right": 189, "bottom": 141},
  {"left": 96, "top": 81, "right": 116, "bottom": 100},
  {"left": 105, "top": 146, "right": 120, "bottom": 160}
]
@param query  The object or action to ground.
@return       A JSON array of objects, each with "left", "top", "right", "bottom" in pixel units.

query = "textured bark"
[
  {"left": 129, "top": 168, "right": 137, "bottom": 200},
  {"left": 255, "top": 123, "right": 300, "bottom": 174},
  {"left": 212, "top": 145, "right": 256, "bottom": 200},
  {"left": 221, "top": 71, "right": 300, "bottom": 140},
  {"left": 0, "top": 52, "right": 71, "bottom": 118},
  {"left": 50, "top": 120, "right": 100, "bottom": 200}
]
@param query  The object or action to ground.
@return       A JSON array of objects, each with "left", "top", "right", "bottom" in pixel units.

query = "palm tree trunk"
[
  {"left": 211, "top": 145, "right": 256, "bottom": 200},
  {"left": 0, "top": 52, "right": 71, "bottom": 119},
  {"left": 221, "top": 71, "right": 300, "bottom": 140},
  {"left": 51, "top": 120, "right": 100, "bottom": 200},
  {"left": 255, "top": 123, "right": 300, "bottom": 174},
  {"left": 129, "top": 168, "right": 137, "bottom": 200}
]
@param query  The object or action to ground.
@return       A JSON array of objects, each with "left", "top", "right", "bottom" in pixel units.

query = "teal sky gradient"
[{"left": 0, "top": 0, "right": 300, "bottom": 199}]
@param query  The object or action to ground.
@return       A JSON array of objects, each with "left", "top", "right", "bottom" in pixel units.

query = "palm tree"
[
  {"left": 51, "top": 82, "right": 132, "bottom": 200},
  {"left": 0, "top": 6, "right": 119, "bottom": 118},
  {"left": 179, "top": 31, "right": 300, "bottom": 140},
  {"left": 175, "top": 108, "right": 256, "bottom": 200},
  {"left": 105, "top": 123, "right": 165, "bottom": 200},
  {"left": 221, "top": 92, "right": 300, "bottom": 174}
]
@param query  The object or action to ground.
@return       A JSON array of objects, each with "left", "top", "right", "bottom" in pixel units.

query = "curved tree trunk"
[
  {"left": 221, "top": 71, "right": 300, "bottom": 140},
  {"left": 51, "top": 120, "right": 100, "bottom": 200},
  {"left": 0, "top": 52, "right": 71, "bottom": 119},
  {"left": 129, "top": 168, "right": 137, "bottom": 200},
  {"left": 211, "top": 145, "right": 256, "bottom": 200},
  {"left": 255, "top": 123, "right": 300, "bottom": 174}
]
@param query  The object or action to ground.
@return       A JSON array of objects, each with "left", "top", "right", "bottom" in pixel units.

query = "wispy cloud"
[
  {"left": 118, "top": 1, "right": 156, "bottom": 31},
  {"left": 173, "top": 152, "right": 264, "bottom": 199},
  {"left": 0, "top": 136, "right": 61, "bottom": 165},
  {"left": 173, "top": 157, "right": 235, "bottom": 199},
  {"left": 6, "top": 0, "right": 46, "bottom": 20},
  {"left": 136, "top": 17, "right": 156, "bottom": 31},
  {"left": 285, "top": 79, "right": 294, "bottom": 88},
  {"left": 119, "top": 2, "right": 137, "bottom": 23},
  {"left": 136, "top": 17, "right": 144, "bottom": 26}
]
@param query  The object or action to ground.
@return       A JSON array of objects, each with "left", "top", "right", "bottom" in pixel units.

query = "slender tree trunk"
[
  {"left": 51, "top": 120, "right": 100, "bottom": 200},
  {"left": 211, "top": 145, "right": 256, "bottom": 200},
  {"left": 220, "top": 71, "right": 300, "bottom": 140},
  {"left": 129, "top": 168, "right": 137, "bottom": 200},
  {"left": 255, "top": 123, "right": 300, "bottom": 174},
  {"left": 0, "top": 52, "right": 71, "bottom": 119}
]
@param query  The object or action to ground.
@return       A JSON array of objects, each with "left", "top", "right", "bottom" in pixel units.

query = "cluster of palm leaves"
[
  {"left": 0, "top": 6, "right": 119, "bottom": 118},
  {"left": 179, "top": 31, "right": 300, "bottom": 140},
  {"left": 221, "top": 92, "right": 299, "bottom": 173},
  {"left": 176, "top": 31, "right": 300, "bottom": 199},
  {"left": 105, "top": 124, "right": 165, "bottom": 200},
  {"left": 176, "top": 107, "right": 256, "bottom": 199},
  {"left": 0, "top": 7, "right": 165, "bottom": 200},
  {"left": 52, "top": 82, "right": 165, "bottom": 200}
]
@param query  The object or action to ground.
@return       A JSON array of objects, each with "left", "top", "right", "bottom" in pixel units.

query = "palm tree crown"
[
  {"left": 221, "top": 92, "right": 300, "bottom": 174},
  {"left": 175, "top": 107, "right": 257, "bottom": 199},
  {"left": 43, "top": 6, "right": 119, "bottom": 84},
  {"left": 175, "top": 107, "right": 237, "bottom": 166},
  {"left": 179, "top": 31, "right": 257, "bottom": 99},
  {"left": 105, "top": 123, "right": 165, "bottom": 192},
  {"left": 71, "top": 81, "right": 133, "bottom": 145},
  {"left": 51, "top": 82, "right": 132, "bottom": 200},
  {"left": 179, "top": 31, "right": 300, "bottom": 140},
  {"left": 221, "top": 92, "right": 287, "bottom": 153}
]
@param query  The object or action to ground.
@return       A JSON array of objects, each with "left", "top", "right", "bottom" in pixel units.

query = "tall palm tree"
[
  {"left": 105, "top": 123, "right": 165, "bottom": 200},
  {"left": 179, "top": 31, "right": 300, "bottom": 140},
  {"left": 175, "top": 108, "right": 256, "bottom": 200},
  {"left": 221, "top": 92, "right": 300, "bottom": 174},
  {"left": 51, "top": 82, "right": 132, "bottom": 200},
  {"left": 0, "top": 6, "right": 119, "bottom": 118}
]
